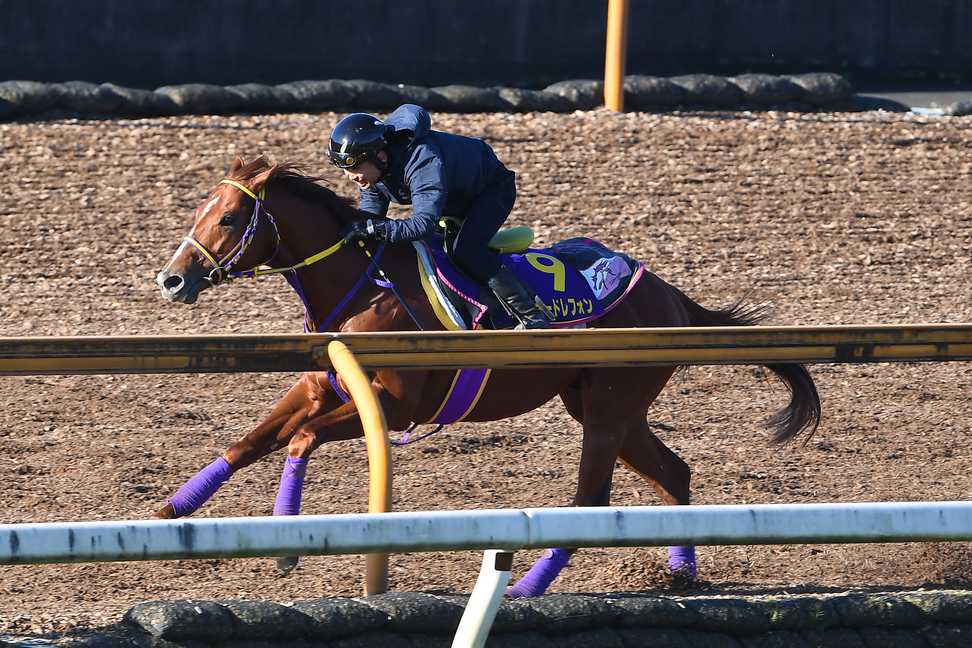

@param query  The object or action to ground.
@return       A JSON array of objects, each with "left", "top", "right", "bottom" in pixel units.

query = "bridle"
[
  {"left": 182, "top": 179, "right": 346, "bottom": 285},
  {"left": 181, "top": 177, "right": 423, "bottom": 331}
]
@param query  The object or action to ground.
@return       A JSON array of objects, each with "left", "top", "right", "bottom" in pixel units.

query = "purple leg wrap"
[
  {"left": 505, "top": 548, "right": 571, "bottom": 598},
  {"left": 168, "top": 457, "right": 234, "bottom": 518},
  {"left": 667, "top": 545, "right": 697, "bottom": 577},
  {"left": 273, "top": 457, "right": 308, "bottom": 516}
]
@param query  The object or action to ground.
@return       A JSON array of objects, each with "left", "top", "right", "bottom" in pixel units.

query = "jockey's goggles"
[{"left": 328, "top": 149, "right": 369, "bottom": 170}]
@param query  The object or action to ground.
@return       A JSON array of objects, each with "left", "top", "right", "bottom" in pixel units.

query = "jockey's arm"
[
  {"left": 383, "top": 154, "right": 447, "bottom": 243},
  {"left": 358, "top": 187, "right": 390, "bottom": 218}
]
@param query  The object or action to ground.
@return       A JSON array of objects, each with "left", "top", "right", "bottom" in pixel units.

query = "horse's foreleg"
[
  {"left": 619, "top": 420, "right": 696, "bottom": 577},
  {"left": 154, "top": 456, "right": 235, "bottom": 519},
  {"left": 267, "top": 407, "right": 323, "bottom": 521},
  {"left": 273, "top": 375, "right": 399, "bottom": 519},
  {"left": 272, "top": 439, "right": 311, "bottom": 575},
  {"left": 154, "top": 374, "right": 324, "bottom": 519},
  {"left": 272, "top": 376, "right": 410, "bottom": 574}
]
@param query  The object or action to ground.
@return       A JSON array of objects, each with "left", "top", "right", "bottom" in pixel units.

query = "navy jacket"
[{"left": 358, "top": 104, "right": 508, "bottom": 243}]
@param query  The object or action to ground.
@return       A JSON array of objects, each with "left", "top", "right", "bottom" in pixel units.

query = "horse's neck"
[
  {"left": 271, "top": 194, "right": 419, "bottom": 332},
  {"left": 271, "top": 194, "right": 345, "bottom": 260}
]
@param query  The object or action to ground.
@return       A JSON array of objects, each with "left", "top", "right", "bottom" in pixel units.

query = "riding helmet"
[{"left": 327, "top": 113, "right": 391, "bottom": 169}]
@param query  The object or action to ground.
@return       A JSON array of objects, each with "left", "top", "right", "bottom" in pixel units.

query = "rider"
[{"left": 327, "top": 103, "right": 549, "bottom": 329}]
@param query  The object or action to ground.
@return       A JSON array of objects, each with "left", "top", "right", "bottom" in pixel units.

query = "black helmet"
[{"left": 327, "top": 113, "right": 390, "bottom": 169}]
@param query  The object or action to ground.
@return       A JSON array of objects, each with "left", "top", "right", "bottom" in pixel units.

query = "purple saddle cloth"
[{"left": 425, "top": 236, "right": 644, "bottom": 328}]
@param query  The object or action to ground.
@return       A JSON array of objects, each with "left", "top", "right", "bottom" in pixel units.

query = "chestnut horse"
[{"left": 155, "top": 157, "right": 820, "bottom": 597}]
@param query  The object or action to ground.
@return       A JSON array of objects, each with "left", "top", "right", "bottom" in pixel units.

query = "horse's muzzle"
[{"left": 156, "top": 269, "right": 202, "bottom": 304}]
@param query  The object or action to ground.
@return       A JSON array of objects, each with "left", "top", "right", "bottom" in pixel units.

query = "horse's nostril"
[{"left": 163, "top": 274, "right": 185, "bottom": 292}]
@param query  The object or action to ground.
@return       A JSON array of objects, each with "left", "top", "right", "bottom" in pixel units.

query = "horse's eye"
[{"left": 219, "top": 214, "right": 235, "bottom": 227}]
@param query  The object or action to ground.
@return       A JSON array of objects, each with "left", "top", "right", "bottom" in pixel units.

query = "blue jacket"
[{"left": 358, "top": 104, "right": 508, "bottom": 243}]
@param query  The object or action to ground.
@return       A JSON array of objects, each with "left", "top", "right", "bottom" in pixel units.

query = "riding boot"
[{"left": 487, "top": 265, "right": 550, "bottom": 329}]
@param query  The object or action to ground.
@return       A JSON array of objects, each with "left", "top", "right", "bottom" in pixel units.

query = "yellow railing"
[
  {"left": 1, "top": 325, "right": 970, "bottom": 376},
  {"left": 326, "top": 340, "right": 392, "bottom": 595}
]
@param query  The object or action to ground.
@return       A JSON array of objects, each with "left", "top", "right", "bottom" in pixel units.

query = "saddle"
[{"left": 415, "top": 222, "right": 645, "bottom": 330}]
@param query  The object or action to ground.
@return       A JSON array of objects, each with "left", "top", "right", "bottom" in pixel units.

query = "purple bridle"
[{"left": 182, "top": 179, "right": 281, "bottom": 285}]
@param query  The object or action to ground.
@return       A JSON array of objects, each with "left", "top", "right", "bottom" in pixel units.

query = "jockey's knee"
[
  {"left": 452, "top": 246, "right": 499, "bottom": 284},
  {"left": 287, "top": 428, "right": 317, "bottom": 458}
]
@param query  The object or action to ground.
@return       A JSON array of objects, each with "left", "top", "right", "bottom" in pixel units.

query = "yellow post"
[
  {"left": 604, "top": 0, "right": 630, "bottom": 112},
  {"left": 326, "top": 340, "right": 392, "bottom": 596}
]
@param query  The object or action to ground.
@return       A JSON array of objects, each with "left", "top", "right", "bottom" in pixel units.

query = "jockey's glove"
[{"left": 343, "top": 218, "right": 389, "bottom": 243}]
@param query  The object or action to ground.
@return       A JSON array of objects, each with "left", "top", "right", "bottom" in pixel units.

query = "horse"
[{"left": 155, "top": 156, "right": 820, "bottom": 597}]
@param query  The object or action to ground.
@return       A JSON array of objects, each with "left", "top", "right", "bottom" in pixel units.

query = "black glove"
[{"left": 343, "top": 218, "right": 389, "bottom": 243}]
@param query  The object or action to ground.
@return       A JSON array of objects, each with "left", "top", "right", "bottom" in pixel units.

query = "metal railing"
[{"left": 2, "top": 324, "right": 970, "bottom": 376}]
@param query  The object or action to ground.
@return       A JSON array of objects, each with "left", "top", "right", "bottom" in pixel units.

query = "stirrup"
[{"left": 512, "top": 297, "right": 551, "bottom": 330}]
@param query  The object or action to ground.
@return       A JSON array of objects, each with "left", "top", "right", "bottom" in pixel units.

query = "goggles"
[{"left": 328, "top": 148, "right": 369, "bottom": 170}]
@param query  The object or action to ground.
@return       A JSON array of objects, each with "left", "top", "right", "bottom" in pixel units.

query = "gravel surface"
[{"left": 0, "top": 108, "right": 970, "bottom": 634}]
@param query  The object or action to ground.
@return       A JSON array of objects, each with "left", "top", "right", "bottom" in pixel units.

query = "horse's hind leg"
[
  {"left": 507, "top": 412, "right": 636, "bottom": 598},
  {"left": 569, "top": 365, "right": 697, "bottom": 576},
  {"left": 619, "top": 421, "right": 690, "bottom": 505},
  {"left": 508, "top": 367, "right": 672, "bottom": 598},
  {"left": 619, "top": 420, "right": 697, "bottom": 577},
  {"left": 153, "top": 373, "right": 328, "bottom": 519}
]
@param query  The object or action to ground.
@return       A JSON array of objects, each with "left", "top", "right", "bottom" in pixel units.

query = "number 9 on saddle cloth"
[{"left": 420, "top": 219, "right": 645, "bottom": 331}]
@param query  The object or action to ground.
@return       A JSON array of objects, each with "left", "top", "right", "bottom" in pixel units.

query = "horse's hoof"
[
  {"left": 667, "top": 564, "right": 699, "bottom": 590},
  {"left": 668, "top": 563, "right": 698, "bottom": 579},
  {"left": 276, "top": 556, "right": 299, "bottom": 575},
  {"left": 153, "top": 503, "right": 176, "bottom": 519}
]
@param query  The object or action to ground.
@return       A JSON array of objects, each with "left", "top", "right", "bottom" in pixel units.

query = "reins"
[{"left": 350, "top": 239, "right": 425, "bottom": 329}]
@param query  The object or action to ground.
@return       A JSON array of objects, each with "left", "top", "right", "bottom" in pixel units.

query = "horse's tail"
[{"left": 672, "top": 287, "right": 821, "bottom": 444}]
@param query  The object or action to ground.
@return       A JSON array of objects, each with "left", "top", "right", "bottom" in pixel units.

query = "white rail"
[{"left": 3, "top": 501, "right": 971, "bottom": 565}]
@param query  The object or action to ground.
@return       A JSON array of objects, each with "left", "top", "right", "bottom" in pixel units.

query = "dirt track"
[{"left": 0, "top": 109, "right": 970, "bottom": 634}]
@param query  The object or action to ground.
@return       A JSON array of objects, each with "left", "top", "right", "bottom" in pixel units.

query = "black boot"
[{"left": 487, "top": 265, "right": 550, "bottom": 329}]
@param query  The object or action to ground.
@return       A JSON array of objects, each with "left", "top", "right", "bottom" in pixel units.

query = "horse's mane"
[{"left": 228, "top": 156, "right": 356, "bottom": 214}]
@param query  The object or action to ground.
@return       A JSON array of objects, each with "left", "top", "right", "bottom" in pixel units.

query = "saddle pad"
[
  {"left": 413, "top": 240, "right": 470, "bottom": 330},
  {"left": 506, "top": 237, "right": 643, "bottom": 324},
  {"left": 415, "top": 236, "right": 644, "bottom": 328},
  {"left": 409, "top": 237, "right": 643, "bottom": 424}
]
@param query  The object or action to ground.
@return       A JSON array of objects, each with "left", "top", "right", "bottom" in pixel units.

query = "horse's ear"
[
  {"left": 250, "top": 167, "right": 273, "bottom": 193},
  {"left": 228, "top": 156, "right": 245, "bottom": 175}
]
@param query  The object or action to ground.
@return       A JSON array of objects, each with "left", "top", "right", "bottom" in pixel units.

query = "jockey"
[{"left": 327, "top": 103, "right": 549, "bottom": 329}]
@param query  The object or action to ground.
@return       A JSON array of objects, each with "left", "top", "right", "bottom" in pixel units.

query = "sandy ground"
[{"left": 0, "top": 108, "right": 970, "bottom": 635}]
